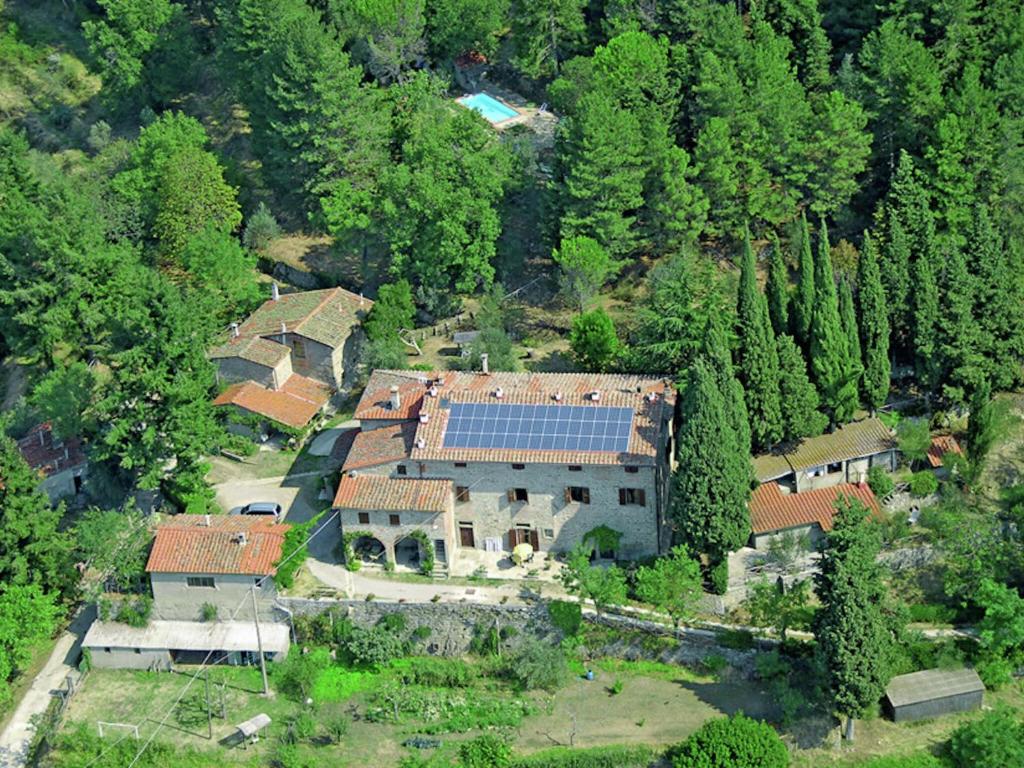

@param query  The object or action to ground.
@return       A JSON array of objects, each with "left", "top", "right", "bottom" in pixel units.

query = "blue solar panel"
[{"left": 441, "top": 403, "right": 634, "bottom": 453}]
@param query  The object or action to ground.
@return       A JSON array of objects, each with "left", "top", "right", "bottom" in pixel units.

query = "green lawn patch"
[{"left": 311, "top": 666, "right": 380, "bottom": 703}]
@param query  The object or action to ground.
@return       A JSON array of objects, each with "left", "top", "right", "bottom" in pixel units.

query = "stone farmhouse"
[
  {"left": 748, "top": 417, "right": 896, "bottom": 549},
  {"left": 84, "top": 516, "right": 291, "bottom": 669},
  {"left": 334, "top": 368, "right": 677, "bottom": 570},
  {"left": 17, "top": 422, "right": 88, "bottom": 504},
  {"left": 211, "top": 284, "right": 372, "bottom": 431}
]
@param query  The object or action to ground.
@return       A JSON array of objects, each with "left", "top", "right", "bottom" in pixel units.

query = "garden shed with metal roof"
[{"left": 884, "top": 668, "right": 984, "bottom": 722}]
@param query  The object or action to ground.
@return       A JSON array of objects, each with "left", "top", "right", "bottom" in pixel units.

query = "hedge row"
[{"left": 510, "top": 744, "right": 655, "bottom": 768}]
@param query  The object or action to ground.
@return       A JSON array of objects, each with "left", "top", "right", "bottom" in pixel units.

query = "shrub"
[
  {"left": 378, "top": 612, "right": 408, "bottom": 634},
  {"left": 669, "top": 713, "right": 788, "bottom": 768},
  {"left": 116, "top": 595, "right": 152, "bottom": 628},
  {"left": 243, "top": 202, "right": 281, "bottom": 253},
  {"left": 345, "top": 626, "right": 407, "bottom": 668},
  {"left": 609, "top": 678, "right": 623, "bottom": 695},
  {"left": 459, "top": 734, "right": 512, "bottom": 768},
  {"left": 281, "top": 711, "right": 317, "bottom": 744},
  {"left": 867, "top": 465, "right": 895, "bottom": 498},
  {"left": 907, "top": 603, "right": 957, "bottom": 625},
  {"left": 547, "top": 600, "right": 583, "bottom": 637},
  {"left": 199, "top": 602, "right": 217, "bottom": 622},
  {"left": 716, "top": 629, "right": 755, "bottom": 650},
  {"left": 708, "top": 559, "right": 729, "bottom": 595},
  {"left": 854, "top": 756, "right": 945, "bottom": 768},
  {"left": 505, "top": 640, "right": 569, "bottom": 692},
  {"left": 275, "top": 647, "right": 331, "bottom": 701},
  {"left": 909, "top": 471, "right": 939, "bottom": 497},
  {"left": 319, "top": 704, "right": 349, "bottom": 743},
  {"left": 411, "top": 625, "right": 432, "bottom": 642},
  {"left": 510, "top": 745, "right": 654, "bottom": 768},
  {"left": 947, "top": 707, "right": 1024, "bottom": 768},
  {"left": 310, "top": 667, "right": 378, "bottom": 703},
  {"left": 275, "top": 512, "right": 323, "bottom": 588},
  {"left": 701, "top": 654, "right": 728, "bottom": 678}
]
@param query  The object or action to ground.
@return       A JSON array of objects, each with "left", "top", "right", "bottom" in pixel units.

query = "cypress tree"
[
  {"left": 839, "top": 277, "right": 863, "bottom": 393},
  {"left": 766, "top": 231, "right": 790, "bottom": 336},
  {"left": 777, "top": 334, "right": 828, "bottom": 440},
  {"left": 857, "top": 232, "right": 891, "bottom": 414},
  {"left": 736, "top": 232, "right": 783, "bottom": 451},
  {"left": 810, "top": 221, "right": 859, "bottom": 425},
  {"left": 702, "top": 313, "right": 752, "bottom": 459},
  {"left": 671, "top": 359, "right": 752, "bottom": 564},
  {"left": 937, "top": 246, "right": 985, "bottom": 403},
  {"left": 973, "top": 205, "right": 1024, "bottom": 390},
  {"left": 912, "top": 251, "right": 941, "bottom": 395},
  {"left": 881, "top": 218, "right": 912, "bottom": 352},
  {"left": 790, "top": 211, "right": 815, "bottom": 346},
  {"left": 814, "top": 496, "right": 900, "bottom": 742}
]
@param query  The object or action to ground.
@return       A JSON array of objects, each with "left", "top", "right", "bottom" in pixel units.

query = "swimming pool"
[{"left": 457, "top": 92, "right": 519, "bottom": 124}]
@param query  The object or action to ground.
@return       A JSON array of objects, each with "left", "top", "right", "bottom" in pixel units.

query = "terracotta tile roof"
[
  {"left": 927, "top": 435, "right": 963, "bottom": 468},
  {"left": 146, "top": 516, "right": 291, "bottom": 576},
  {"left": 17, "top": 423, "right": 86, "bottom": 477},
  {"left": 333, "top": 474, "right": 452, "bottom": 513},
  {"left": 343, "top": 424, "right": 416, "bottom": 471},
  {"left": 213, "top": 374, "right": 330, "bottom": 429},
  {"left": 750, "top": 482, "right": 880, "bottom": 535},
  {"left": 752, "top": 418, "right": 896, "bottom": 481},
  {"left": 209, "top": 336, "right": 291, "bottom": 368},
  {"left": 355, "top": 370, "right": 675, "bottom": 466},
  {"left": 236, "top": 287, "right": 371, "bottom": 349}
]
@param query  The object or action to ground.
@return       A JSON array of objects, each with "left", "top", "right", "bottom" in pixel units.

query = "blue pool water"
[{"left": 458, "top": 93, "right": 519, "bottom": 124}]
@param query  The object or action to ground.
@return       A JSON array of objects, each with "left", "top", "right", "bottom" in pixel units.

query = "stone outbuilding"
[
  {"left": 748, "top": 481, "right": 881, "bottom": 550},
  {"left": 17, "top": 422, "right": 88, "bottom": 504},
  {"left": 885, "top": 668, "right": 984, "bottom": 722}
]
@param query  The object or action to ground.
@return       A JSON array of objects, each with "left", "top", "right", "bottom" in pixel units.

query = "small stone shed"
[{"left": 885, "top": 667, "right": 984, "bottom": 722}]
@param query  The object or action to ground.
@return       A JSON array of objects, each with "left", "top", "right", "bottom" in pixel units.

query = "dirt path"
[{"left": 0, "top": 607, "right": 94, "bottom": 768}]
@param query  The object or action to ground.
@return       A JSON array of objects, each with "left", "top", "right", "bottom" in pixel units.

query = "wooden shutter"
[
  {"left": 618, "top": 488, "right": 626, "bottom": 505},
  {"left": 636, "top": 489, "right": 646, "bottom": 506},
  {"left": 507, "top": 489, "right": 516, "bottom": 503},
  {"left": 508, "top": 528, "right": 518, "bottom": 547},
  {"left": 529, "top": 529, "right": 539, "bottom": 550},
  {"left": 564, "top": 487, "right": 572, "bottom": 504},
  {"left": 582, "top": 487, "right": 590, "bottom": 504}
]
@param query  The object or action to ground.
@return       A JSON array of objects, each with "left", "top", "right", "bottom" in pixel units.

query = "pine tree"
[
  {"left": 814, "top": 496, "right": 900, "bottom": 741},
  {"left": 810, "top": 221, "right": 859, "bottom": 425},
  {"left": 701, "top": 313, "right": 752, "bottom": 459},
  {"left": 838, "top": 277, "right": 864, "bottom": 396},
  {"left": 735, "top": 233, "right": 783, "bottom": 450},
  {"left": 671, "top": 360, "right": 752, "bottom": 564},
  {"left": 937, "top": 246, "right": 985, "bottom": 402},
  {"left": 912, "top": 251, "right": 941, "bottom": 394},
  {"left": 857, "top": 232, "right": 891, "bottom": 414},
  {"left": 791, "top": 211, "right": 815, "bottom": 347},
  {"left": 777, "top": 334, "right": 828, "bottom": 440},
  {"left": 766, "top": 232, "right": 790, "bottom": 336}
]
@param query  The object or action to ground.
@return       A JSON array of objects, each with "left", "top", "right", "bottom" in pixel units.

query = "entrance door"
[
  {"left": 434, "top": 539, "right": 447, "bottom": 563},
  {"left": 459, "top": 523, "right": 475, "bottom": 547}
]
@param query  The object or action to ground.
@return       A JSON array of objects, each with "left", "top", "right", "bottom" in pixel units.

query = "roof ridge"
[{"left": 291, "top": 288, "right": 339, "bottom": 335}]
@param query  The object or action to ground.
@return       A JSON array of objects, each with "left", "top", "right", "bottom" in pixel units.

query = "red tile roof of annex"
[
  {"left": 333, "top": 474, "right": 452, "bottom": 513},
  {"left": 749, "top": 481, "right": 880, "bottom": 535},
  {"left": 342, "top": 423, "right": 416, "bottom": 472},
  {"left": 213, "top": 374, "right": 331, "bottom": 429},
  {"left": 17, "top": 423, "right": 87, "bottom": 477},
  {"left": 927, "top": 434, "right": 963, "bottom": 468},
  {"left": 354, "top": 370, "right": 675, "bottom": 466},
  {"left": 146, "top": 515, "right": 291, "bottom": 576}
]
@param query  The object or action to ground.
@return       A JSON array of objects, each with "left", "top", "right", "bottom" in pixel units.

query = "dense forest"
[{"left": 2, "top": 0, "right": 1024, "bottom": 741}]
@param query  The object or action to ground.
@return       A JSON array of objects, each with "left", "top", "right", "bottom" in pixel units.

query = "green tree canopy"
[
  {"left": 552, "top": 236, "right": 619, "bottom": 313},
  {"left": 569, "top": 308, "right": 619, "bottom": 372},
  {"left": 670, "top": 713, "right": 789, "bottom": 768},
  {"left": 635, "top": 546, "right": 704, "bottom": 631}
]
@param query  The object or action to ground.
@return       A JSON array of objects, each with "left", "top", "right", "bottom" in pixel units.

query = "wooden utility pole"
[
  {"left": 205, "top": 669, "right": 212, "bottom": 740},
  {"left": 250, "top": 585, "right": 269, "bottom": 695}
]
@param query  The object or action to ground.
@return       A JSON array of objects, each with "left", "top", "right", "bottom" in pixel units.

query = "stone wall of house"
[
  {"left": 151, "top": 572, "right": 279, "bottom": 622},
  {"left": 795, "top": 450, "right": 897, "bottom": 493},
  {"left": 270, "top": 333, "right": 340, "bottom": 389},
  {"left": 353, "top": 458, "right": 664, "bottom": 559},
  {"left": 338, "top": 507, "right": 455, "bottom": 567},
  {"left": 215, "top": 357, "right": 282, "bottom": 390}
]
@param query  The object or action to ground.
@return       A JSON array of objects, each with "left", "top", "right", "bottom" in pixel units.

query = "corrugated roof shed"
[
  {"left": 752, "top": 418, "right": 896, "bottom": 481},
  {"left": 84, "top": 620, "right": 290, "bottom": 655},
  {"left": 886, "top": 668, "right": 984, "bottom": 708}
]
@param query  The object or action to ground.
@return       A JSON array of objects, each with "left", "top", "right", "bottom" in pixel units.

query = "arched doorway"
[
  {"left": 394, "top": 536, "right": 423, "bottom": 570},
  {"left": 352, "top": 536, "right": 386, "bottom": 567}
]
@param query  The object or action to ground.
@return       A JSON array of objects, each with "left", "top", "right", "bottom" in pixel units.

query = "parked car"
[{"left": 237, "top": 502, "right": 282, "bottom": 519}]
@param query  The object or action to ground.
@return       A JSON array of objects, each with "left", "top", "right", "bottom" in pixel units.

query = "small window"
[
  {"left": 134, "top": 648, "right": 142, "bottom": 655},
  {"left": 827, "top": 461, "right": 843, "bottom": 474},
  {"left": 389, "top": 514, "right": 401, "bottom": 526},
  {"left": 807, "top": 466, "right": 825, "bottom": 478},
  {"left": 568, "top": 465, "right": 582, "bottom": 472},
  {"left": 566, "top": 486, "right": 590, "bottom": 504},
  {"left": 104, "top": 647, "right": 111, "bottom": 653},
  {"left": 454, "top": 462, "right": 467, "bottom": 468},
  {"left": 511, "top": 463, "right": 526, "bottom": 470},
  {"left": 396, "top": 464, "right": 408, "bottom": 476},
  {"left": 292, "top": 339, "right": 306, "bottom": 359},
  {"left": 187, "top": 576, "right": 215, "bottom": 588},
  {"left": 456, "top": 485, "right": 471, "bottom": 503},
  {"left": 543, "top": 528, "right": 554, "bottom": 539},
  {"left": 254, "top": 576, "right": 262, "bottom": 585},
  {"left": 358, "top": 511, "right": 370, "bottom": 524},
  {"left": 618, "top": 488, "right": 646, "bottom": 506},
  {"left": 624, "top": 465, "right": 639, "bottom": 474},
  {"left": 507, "top": 488, "right": 529, "bottom": 503}
]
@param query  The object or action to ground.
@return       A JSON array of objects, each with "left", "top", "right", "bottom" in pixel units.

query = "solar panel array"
[{"left": 441, "top": 402, "right": 634, "bottom": 452}]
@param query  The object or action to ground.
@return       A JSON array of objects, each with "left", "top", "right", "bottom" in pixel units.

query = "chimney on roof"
[
  {"left": 230, "top": 322, "right": 240, "bottom": 338},
  {"left": 428, "top": 386, "right": 438, "bottom": 398},
  {"left": 234, "top": 531, "right": 248, "bottom": 546},
  {"left": 494, "top": 386, "right": 504, "bottom": 399},
  {"left": 591, "top": 390, "right": 602, "bottom": 402},
  {"left": 416, "top": 438, "right": 425, "bottom": 449},
  {"left": 553, "top": 391, "right": 563, "bottom": 402},
  {"left": 389, "top": 385, "right": 401, "bottom": 410},
  {"left": 480, "top": 353, "right": 489, "bottom": 375},
  {"left": 419, "top": 412, "right": 430, "bottom": 424},
  {"left": 204, "top": 514, "right": 211, "bottom": 527},
  {"left": 271, "top": 282, "right": 280, "bottom": 301}
]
